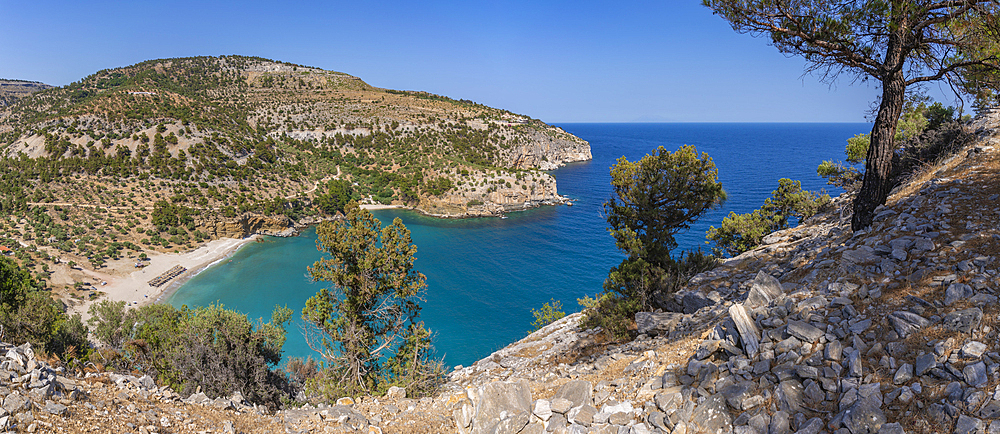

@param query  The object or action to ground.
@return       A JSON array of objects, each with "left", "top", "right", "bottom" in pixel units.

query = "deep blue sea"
[{"left": 167, "top": 123, "right": 871, "bottom": 368}]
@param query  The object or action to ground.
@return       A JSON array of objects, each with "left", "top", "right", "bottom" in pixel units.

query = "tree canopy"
[
  {"left": 303, "top": 202, "right": 442, "bottom": 397},
  {"left": 0, "top": 256, "right": 38, "bottom": 310},
  {"left": 591, "top": 145, "right": 724, "bottom": 338},
  {"left": 605, "top": 145, "right": 726, "bottom": 268},
  {"left": 315, "top": 179, "right": 356, "bottom": 215},
  {"left": 704, "top": 0, "right": 1000, "bottom": 230}
]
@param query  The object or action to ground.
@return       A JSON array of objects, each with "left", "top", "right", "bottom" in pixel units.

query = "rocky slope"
[
  {"left": 4, "top": 113, "right": 998, "bottom": 433},
  {"left": 0, "top": 80, "right": 53, "bottom": 107}
]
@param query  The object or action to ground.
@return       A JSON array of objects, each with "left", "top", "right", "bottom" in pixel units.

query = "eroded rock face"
[
  {"left": 418, "top": 170, "right": 568, "bottom": 218},
  {"left": 505, "top": 126, "right": 592, "bottom": 171},
  {"left": 198, "top": 213, "right": 294, "bottom": 238}
]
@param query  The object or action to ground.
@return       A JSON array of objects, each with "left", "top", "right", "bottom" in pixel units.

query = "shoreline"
[
  {"left": 358, "top": 197, "right": 572, "bottom": 219},
  {"left": 69, "top": 199, "right": 570, "bottom": 317},
  {"left": 153, "top": 235, "right": 261, "bottom": 305},
  {"left": 359, "top": 204, "right": 405, "bottom": 210},
  {"left": 69, "top": 236, "right": 260, "bottom": 319}
]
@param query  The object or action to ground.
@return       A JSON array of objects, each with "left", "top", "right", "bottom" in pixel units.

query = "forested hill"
[{"left": 0, "top": 56, "right": 590, "bottom": 220}]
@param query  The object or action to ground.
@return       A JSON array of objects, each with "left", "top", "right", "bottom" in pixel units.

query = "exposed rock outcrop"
[
  {"left": 417, "top": 170, "right": 569, "bottom": 217},
  {"left": 198, "top": 213, "right": 295, "bottom": 238},
  {"left": 507, "top": 126, "right": 593, "bottom": 171},
  {"left": 0, "top": 79, "right": 53, "bottom": 107}
]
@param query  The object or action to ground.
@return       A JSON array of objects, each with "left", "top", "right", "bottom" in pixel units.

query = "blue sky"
[{"left": 0, "top": 0, "right": 959, "bottom": 122}]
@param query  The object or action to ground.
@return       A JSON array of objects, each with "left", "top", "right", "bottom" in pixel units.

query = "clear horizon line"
[{"left": 549, "top": 120, "right": 873, "bottom": 124}]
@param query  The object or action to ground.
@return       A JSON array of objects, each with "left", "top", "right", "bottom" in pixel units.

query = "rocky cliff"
[
  {"left": 0, "top": 79, "right": 53, "bottom": 107},
  {"left": 506, "top": 125, "right": 593, "bottom": 171},
  {"left": 198, "top": 213, "right": 295, "bottom": 239},
  {"left": 415, "top": 169, "right": 568, "bottom": 217}
]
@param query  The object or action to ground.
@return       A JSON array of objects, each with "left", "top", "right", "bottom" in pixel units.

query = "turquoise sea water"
[{"left": 167, "top": 123, "right": 871, "bottom": 367}]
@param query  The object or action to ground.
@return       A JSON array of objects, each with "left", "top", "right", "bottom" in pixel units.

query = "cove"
[{"left": 167, "top": 123, "right": 871, "bottom": 367}]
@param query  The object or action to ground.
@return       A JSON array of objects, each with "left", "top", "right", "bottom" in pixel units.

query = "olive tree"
[{"left": 704, "top": 0, "right": 1000, "bottom": 230}]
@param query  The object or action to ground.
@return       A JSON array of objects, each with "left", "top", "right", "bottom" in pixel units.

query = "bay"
[{"left": 167, "top": 122, "right": 871, "bottom": 367}]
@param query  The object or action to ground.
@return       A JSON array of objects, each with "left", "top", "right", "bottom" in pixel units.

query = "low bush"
[
  {"left": 88, "top": 300, "right": 293, "bottom": 409},
  {"left": 580, "top": 250, "right": 717, "bottom": 341},
  {"left": 529, "top": 299, "right": 566, "bottom": 332},
  {"left": 0, "top": 257, "right": 88, "bottom": 361},
  {"left": 707, "top": 179, "right": 829, "bottom": 257}
]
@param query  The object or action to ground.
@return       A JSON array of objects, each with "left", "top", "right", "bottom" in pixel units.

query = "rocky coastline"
[{"left": 10, "top": 115, "right": 998, "bottom": 433}]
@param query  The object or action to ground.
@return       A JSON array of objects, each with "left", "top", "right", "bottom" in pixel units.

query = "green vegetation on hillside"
[{"left": 0, "top": 56, "right": 573, "bottom": 209}]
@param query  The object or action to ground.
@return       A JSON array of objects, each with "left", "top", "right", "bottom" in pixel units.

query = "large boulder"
[
  {"left": 553, "top": 380, "right": 593, "bottom": 409},
  {"left": 689, "top": 394, "right": 732, "bottom": 434},
  {"left": 682, "top": 291, "right": 715, "bottom": 314},
  {"left": 746, "top": 271, "right": 783, "bottom": 308},
  {"left": 786, "top": 321, "right": 824, "bottom": 343},
  {"left": 943, "top": 308, "right": 983, "bottom": 334},
  {"left": 842, "top": 394, "right": 885, "bottom": 434},
  {"left": 635, "top": 312, "right": 682, "bottom": 336},
  {"left": 888, "top": 311, "right": 930, "bottom": 338},
  {"left": 471, "top": 380, "right": 532, "bottom": 434},
  {"left": 945, "top": 283, "right": 974, "bottom": 306}
]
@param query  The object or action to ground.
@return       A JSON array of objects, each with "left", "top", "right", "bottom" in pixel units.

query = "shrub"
[
  {"left": 705, "top": 209, "right": 781, "bottom": 257},
  {"left": 578, "top": 293, "right": 639, "bottom": 341},
  {"left": 529, "top": 299, "right": 566, "bottom": 332},
  {"left": 0, "top": 258, "right": 87, "bottom": 360},
  {"left": 87, "top": 301, "right": 293, "bottom": 409},
  {"left": 707, "top": 179, "right": 830, "bottom": 256},
  {"left": 286, "top": 356, "right": 320, "bottom": 388},
  {"left": 817, "top": 160, "right": 862, "bottom": 189},
  {"left": 170, "top": 304, "right": 292, "bottom": 407}
]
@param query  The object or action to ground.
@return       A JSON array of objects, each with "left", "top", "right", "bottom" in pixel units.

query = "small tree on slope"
[
  {"left": 303, "top": 201, "right": 443, "bottom": 397},
  {"left": 704, "top": 0, "right": 1000, "bottom": 230},
  {"left": 588, "top": 145, "right": 724, "bottom": 340}
]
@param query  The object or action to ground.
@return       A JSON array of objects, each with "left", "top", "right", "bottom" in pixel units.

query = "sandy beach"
[
  {"left": 67, "top": 236, "right": 259, "bottom": 319},
  {"left": 359, "top": 204, "right": 404, "bottom": 210}
]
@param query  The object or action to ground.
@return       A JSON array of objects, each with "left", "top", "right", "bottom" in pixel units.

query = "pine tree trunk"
[
  {"left": 851, "top": 25, "right": 909, "bottom": 231},
  {"left": 851, "top": 73, "right": 906, "bottom": 231}
]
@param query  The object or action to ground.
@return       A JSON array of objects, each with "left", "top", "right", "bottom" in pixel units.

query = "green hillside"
[{"left": 0, "top": 55, "right": 590, "bottom": 284}]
